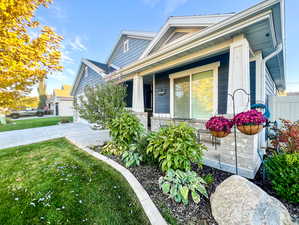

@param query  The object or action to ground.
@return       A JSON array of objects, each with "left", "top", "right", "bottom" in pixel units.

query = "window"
[
  {"left": 123, "top": 39, "right": 129, "bottom": 53},
  {"left": 84, "top": 66, "right": 88, "bottom": 77},
  {"left": 170, "top": 62, "right": 220, "bottom": 119}
]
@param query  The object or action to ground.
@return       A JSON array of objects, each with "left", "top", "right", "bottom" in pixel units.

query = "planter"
[
  {"left": 210, "top": 130, "right": 230, "bottom": 138},
  {"left": 237, "top": 124, "right": 263, "bottom": 135}
]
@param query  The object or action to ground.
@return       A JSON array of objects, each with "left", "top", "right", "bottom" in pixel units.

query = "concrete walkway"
[{"left": 0, "top": 123, "right": 110, "bottom": 149}]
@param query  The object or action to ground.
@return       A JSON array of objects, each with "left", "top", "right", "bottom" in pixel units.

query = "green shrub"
[
  {"left": 265, "top": 153, "right": 299, "bottom": 203},
  {"left": 159, "top": 169, "right": 208, "bottom": 205},
  {"left": 147, "top": 123, "right": 206, "bottom": 172},
  {"left": 74, "top": 82, "right": 127, "bottom": 129},
  {"left": 122, "top": 149, "right": 143, "bottom": 168},
  {"left": 5, "top": 117, "right": 13, "bottom": 124},
  {"left": 109, "top": 112, "right": 144, "bottom": 152}
]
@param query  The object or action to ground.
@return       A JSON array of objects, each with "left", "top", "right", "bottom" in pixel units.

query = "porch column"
[
  {"left": 227, "top": 34, "right": 250, "bottom": 114},
  {"left": 132, "top": 75, "right": 144, "bottom": 112}
]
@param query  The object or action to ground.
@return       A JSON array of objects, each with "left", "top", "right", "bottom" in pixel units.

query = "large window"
[{"left": 170, "top": 62, "right": 219, "bottom": 119}]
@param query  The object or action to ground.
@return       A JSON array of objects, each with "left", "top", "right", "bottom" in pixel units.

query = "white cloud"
[
  {"left": 142, "top": 0, "right": 161, "bottom": 7},
  {"left": 49, "top": 71, "right": 68, "bottom": 82},
  {"left": 66, "top": 68, "right": 75, "bottom": 75},
  {"left": 61, "top": 50, "right": 74, "bottom": 64},
  {"left": 69, "top": 36, "right": 87, "bottom": 51}
]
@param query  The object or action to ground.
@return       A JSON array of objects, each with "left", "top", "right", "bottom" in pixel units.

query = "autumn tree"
[{"left": 0, "top": 0, "right": 63, "bottom": 111}]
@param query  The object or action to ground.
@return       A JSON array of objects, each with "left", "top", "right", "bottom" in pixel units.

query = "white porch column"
[
  {"left": 254, "top": 51, "right": 264, "bottom": 103},
  {"left": 227, "top": 34, "right": 251, "bottom": 114},
  {"left": 132, "top": 75, "right": 144, "bottom": 112}
]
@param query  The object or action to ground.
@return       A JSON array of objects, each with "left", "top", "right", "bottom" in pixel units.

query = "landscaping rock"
[{"left": 210, "top": 175, "right": 294, "bottom": 225}]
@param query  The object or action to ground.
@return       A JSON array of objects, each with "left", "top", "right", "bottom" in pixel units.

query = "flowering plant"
[
  {"left": 205, "top": 116, "right": 233, "bottom": 132},
  {"left": 233, "top": 109, "right": 266, "bottom": 126},
  {"left": 271, "top": 119, "right": 299, "bottom": 153}
]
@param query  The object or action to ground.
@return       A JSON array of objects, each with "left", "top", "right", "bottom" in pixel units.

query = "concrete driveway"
[{"left": 0, "top": 123, "right": 110, "bottom": 149}]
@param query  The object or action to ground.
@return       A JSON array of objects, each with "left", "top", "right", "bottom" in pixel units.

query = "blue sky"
[{"left": 34, "top": 0, "right": 299, "bottom": 95}]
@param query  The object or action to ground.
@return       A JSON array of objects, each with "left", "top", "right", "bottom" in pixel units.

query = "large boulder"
[{"left": 210, "top": 175, "right": 294, "bottom": 225}]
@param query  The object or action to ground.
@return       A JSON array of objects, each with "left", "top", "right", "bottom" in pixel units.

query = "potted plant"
[
  {"left": 206, "top": 116, "right": 233, "bottom": 138},
  {"left": 233, "top": 109, "right": 266, "bottom": 135}
]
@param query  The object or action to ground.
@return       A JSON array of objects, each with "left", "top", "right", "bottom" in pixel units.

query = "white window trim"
[
  {"left": 123, "top": 39, "right": 129, "bottom": 53},
  {"left": 169, "top": 61, "right": 220, "bottom": 119}
]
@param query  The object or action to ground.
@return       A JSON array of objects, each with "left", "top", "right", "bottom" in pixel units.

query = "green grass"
[
  {"left": 0, "top": 138, "right": 150, "bottom": 225},
  {"left": 0, "top": 116, "right": 73, "bottom": 132}
]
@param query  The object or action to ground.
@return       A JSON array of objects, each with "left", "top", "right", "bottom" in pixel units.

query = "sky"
[{"left": 33, "top": 0, "right": 299, "bottom": 95}]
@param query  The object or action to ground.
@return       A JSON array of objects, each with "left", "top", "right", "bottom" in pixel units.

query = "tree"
[
  {"left": 0, "top": 0, "right": 63, "bottom": 110},
  {"left": 74, "top": 82, "right": 127, "bottom": 128},
  {"left": 38, "top": 79, "right": 47, "bottom": 109}
]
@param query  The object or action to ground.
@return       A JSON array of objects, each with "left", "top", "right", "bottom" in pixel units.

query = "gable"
[
  {"left": 73, "top": 63, "right": 104, "bottom": 96},
  {"left": 106, "top": 31, "right": 156, "bottom": 69},
  {"left": 140, "top": 14, "right": 234, "bottom": 58}
]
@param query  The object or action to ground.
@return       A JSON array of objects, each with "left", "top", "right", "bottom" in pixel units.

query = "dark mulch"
[{"left": 90, "top": 146, "right": 298, "bottom": 225}]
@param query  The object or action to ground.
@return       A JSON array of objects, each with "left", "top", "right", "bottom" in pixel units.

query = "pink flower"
[
  {"left": 206, "top": 116, "right": 233, "bottom": 132},
  {"left": 233, "top": 109, "right": 266, "bottom": 126}
]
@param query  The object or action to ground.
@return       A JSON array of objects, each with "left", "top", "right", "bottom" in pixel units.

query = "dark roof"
[{"left": 86, "top": 59, "right": 116, "bottom": 74}]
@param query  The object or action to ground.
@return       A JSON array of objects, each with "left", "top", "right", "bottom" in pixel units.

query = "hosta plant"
[
  {"left": 159, "top": 169, "right": 208, "bottom": 205},
  {"left": 121, "top": 148, "right": 143, "bottom": 168},
  {"left": 101, "top": 141, "right": 123, "bottom": 156},
  {"left": 147, "top": 123, "right": 206, "bottom": 172}
]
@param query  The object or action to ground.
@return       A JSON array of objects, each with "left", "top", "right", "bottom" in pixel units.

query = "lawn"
[
  {"left": 0, "top": 138, "right": 150, "bottom": 225},
  {"left": 0, "top": 116, "right": 73, "bottom": 132}
]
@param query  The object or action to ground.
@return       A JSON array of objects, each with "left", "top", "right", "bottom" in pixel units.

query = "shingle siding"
[
  {"left": 108, "top": 37, "right": 151, "bottom": 68},
  {"left": 74, "top": 65, "right": 104, "bottom": 96}
]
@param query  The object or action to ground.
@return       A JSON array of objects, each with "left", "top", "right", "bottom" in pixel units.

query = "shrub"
[
  {"left": 109, "top": 111, "right": 144, "bottom": 152},
  {"left": 5, "top": 117, "right": 13, "bottom": 124},
  {"left": 147, "top": 123, "right": 206, "bottom": 172},
  {"left": 74, "top": 82, "right": 127, "bottom": 129},
  {"left": 122, "top": 150, "right": 143, "bottom": 168},
  {"left": 271, "top": 119, "right": 299, "bottom": 153},
  {"left": 159, "top": 169, "right": 208, "bottom": 205},
  {"left": 265, "top": 153, "right": 299, "bottom": 203}
]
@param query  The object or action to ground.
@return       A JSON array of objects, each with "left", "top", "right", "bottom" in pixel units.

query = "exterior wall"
[
  {"left": 58, "top": 100, "right": 74, "bottom": 117},
  {"left": 154, "top": 53, "right": 230, "bottom": 114},
  {"left": 74, "top": 65, "right": 104, "bottom": 96},
  {"left": 265, "top": 67, "right": 277, "bottom": 98},
  {"left": 108, "top": 37, "right": 151, "bottom": 68},
  {"left": 250, "top": 61, "right": 256, "bottom": 105},
  {"left": 151, "top": 116, "right": 260, "bottom": 179}
]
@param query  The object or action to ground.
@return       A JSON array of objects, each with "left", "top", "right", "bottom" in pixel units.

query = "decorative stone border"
[{"left": 66, "top": 137, "right": 168, "bottom": 225}]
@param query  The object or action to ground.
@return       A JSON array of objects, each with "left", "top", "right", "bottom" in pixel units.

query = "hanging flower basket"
[
  {"left": 233, "top": 109, "right": 266, "bottom": 135},
  {"left": 206, "top": 116, "right": 233, "bottom": 138},
  {"left": 237, "top": 124, "right": 263, "bottom": 135}
]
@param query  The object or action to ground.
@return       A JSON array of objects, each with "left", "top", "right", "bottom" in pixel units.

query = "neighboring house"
[
  {"left": 48, "top": 85, "right": 74, "bottom": 117},
  {"left": 71, "top": 0, "right": 286, "bottom": 179}
]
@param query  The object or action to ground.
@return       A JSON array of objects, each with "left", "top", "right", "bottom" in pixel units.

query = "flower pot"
[
  {"left": 210, "top": 130, "right": 230, "bottom": 138},
  {"left": 237, "top": 124, "right": 263, "bottom": 135}
]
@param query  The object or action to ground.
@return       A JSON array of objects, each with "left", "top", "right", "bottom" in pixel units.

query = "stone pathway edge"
[{"left": 66, "top": 137, "right": 168, "bottom": 225}]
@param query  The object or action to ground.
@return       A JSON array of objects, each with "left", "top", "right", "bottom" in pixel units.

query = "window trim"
[{"left": 169, "top": 62, "right": 220, "bottom": 119}]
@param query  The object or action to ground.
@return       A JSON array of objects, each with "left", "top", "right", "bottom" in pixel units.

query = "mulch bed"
[{"left": 90, "top": 146, "right": 298, "bottom": 225}]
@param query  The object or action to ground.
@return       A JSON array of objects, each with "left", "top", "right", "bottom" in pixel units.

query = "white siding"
[{"left": 58, "top": 100, "right": 74, "bottom": 117}]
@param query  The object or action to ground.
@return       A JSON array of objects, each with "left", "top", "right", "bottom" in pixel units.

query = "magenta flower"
[
  {"left": 206, "top": 116, "right": 233, "bottom": 132},
  {"left": 233, "top": 109, "right": 266, "bottom": 126}
]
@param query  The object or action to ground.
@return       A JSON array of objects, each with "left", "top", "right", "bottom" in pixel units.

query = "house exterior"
[
  {"left": 48, "top": 85, "right": 74, "bottom": 117},
  {"left": 71, "top": 0, "right": 286, "bottom": 179}
]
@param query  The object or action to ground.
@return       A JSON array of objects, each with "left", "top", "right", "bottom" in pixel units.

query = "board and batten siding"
[
  {"left": 250, "top": 61, "right": 256, "bottom": 106},
  {"left": 74, "top": 65, "right": 104, "bottom": 96},
  {"left": 265, "top": 67, "right": 277, "bottom": 97},
  {"left": 108, "top": 37, "right": 151, "bottom": 68},
  {"left": 154, "top": 53, "right": 230, "bottom": 115}
]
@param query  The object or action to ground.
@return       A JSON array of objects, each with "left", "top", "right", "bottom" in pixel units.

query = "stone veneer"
[
  {"left": 151, "top": 116, "right": 262, "bottom": 179},
  {"left": 134, "top": 112, "right": 148, "bottom": 130}
]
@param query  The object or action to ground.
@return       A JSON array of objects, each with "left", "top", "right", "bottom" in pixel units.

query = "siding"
[
  {"left": 124, "top": 80, "right": 133, "bottom": 107},
  {"left": 265, "top": 67, "right": 277, "bottom": 97},
  {"left": 250, "top": 61, "right": 256, "bottom": 106},
  {"left": 154, "top": 53, "right": 230, "bottom": 114},
  {"left": 74, "top": 65, "right": 104, "bottom": 96},
  {"left": 108, "top": 37, "right": 151, "bottom": 68}
]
